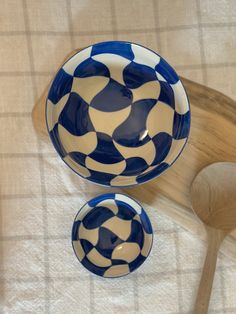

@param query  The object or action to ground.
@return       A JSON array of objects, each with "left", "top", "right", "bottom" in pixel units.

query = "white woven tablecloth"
[{"left": 0, "top": 1, "right": 236, "bottom": 313}]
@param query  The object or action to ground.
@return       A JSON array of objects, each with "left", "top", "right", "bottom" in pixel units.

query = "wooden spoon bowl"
[{"left": 191, "top": 162, "right": 236, "bottom": 313}]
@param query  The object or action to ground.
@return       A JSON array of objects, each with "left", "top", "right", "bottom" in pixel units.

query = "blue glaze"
[
  {"left": 72, "top": 193, "right": 153, "bottom": 278},
  {"left": 91, "top": 41, "right": 135, "bottom": 61},
  {"left": 137, "top": 162, "right": 169, "bottom": 184},
  {"left": 88, "top": 193, "right": 115, "bottom": 207},
  {"left": 71, "top": 220, "right": 81, "bottom": 241},
  {"left": 112, "top": 99, "right": 156, "bottom": 147},
  {"left": 173, "top": 111, "right": 191, "bottom": 139},
  {"left": 111, "top": 259, "right": 128, "bottom": 266},
  {"left": 88, "top": 170, "right": 117, "bottom": 185},
  {"left": 88, "top": 132, "right": 124, "bottom": 164},
  {"left": 151, "top": 132, "right": 172, "bottom": 165},
  {"left": 155, "top": 58, "right": 179, "bottom": 84},
  {"left": 140, "top": 209, "right": 153, "bottom": 234},
  {"left": 123, "top": 61, "right": 157, "bottom": 88},
  {"left": 128, "top": 254, "right": 146, "bottom": 272},
  {"left": 46, "top": 41, "right": 190, "bottom": 187},
  {"left": 158, "top": 81, "right": 175, "bottom": 109},
  {"left": 74, "top": 58, "right": 110, "bottom": 78},
  {"left": 68, "top": 151, "right": 87, "bottom": 167},
  {"left": 116, "top": 201, "right": 136, "bottom": 220},
  {"left": 59, "top": 92, "right": 94, "bottom": 136},
  {"left": 80, "top": 239, "right": 94, "bottom": 254},
  {"left": 90, "top": 78, "right": 133, "bottom": 112},
  {"left": 81, "top": 256, "right": 108, "bottom": 276},
  {"left": 82, "top": 206, "right": 114, "bottom": 229},
  {"left": 49, "top": 124, "right": 67, "bottom": 158},
  {"left": 126, "top": 220, "right": 144, "bottom": 248},
  {"left": 121, "top": 157, "right": 148, "bottom": 176},
  {"left": 96, "top": 227, "right": 124, "bottom": 259},
  {"left": 48, "top": 68, "right": 73, "bottom": 104}
]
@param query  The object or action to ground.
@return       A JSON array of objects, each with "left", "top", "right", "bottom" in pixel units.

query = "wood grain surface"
[
  {"left": 32, "top": 50, "right": 236, "bottom": 262},
  {"left": 126, "top": 77, "right": 236, "bottom": 261},
  {"left": 191, "top": 162, "right": 236, "bottom": 313}
]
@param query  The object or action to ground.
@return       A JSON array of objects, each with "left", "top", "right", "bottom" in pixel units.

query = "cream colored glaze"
[
  {"left": 171, "top": 80, "right": 189, "bottom": 114},
  {"left": 133, "top": 214, "right": 141, "bottom": 223},
  {"left": 114, "top": 139, "right": 156, "bottom": 165},
  {"left": 140, "top": 165, "right": 157, "bottom": 176},
  {"left": 112, "top": 242, "right": 140, "bottom": 263},
  {"left": 110, "top": 175, "right": 137, "bottom": 186},
  {"left": 62, "top": 46, "right": 92, "bottom": 75},
  {"left": 131, "top": 43, "right": 160, "bottom": 69},
  {"left": 102, "top": 216, "right": 132, "bottom": 241},
  {"left": 79, "top": 223, "right": 99, "bottom": 246},
  {"left": 71, "top": 76, "right": 109, "bottom": 104},
  {"left": 131, "top": 81, "right": 160, "bottom": 103},
  {"left": 44, "top": 47, "right": 188, "bottom": 189},
  {"left": 156, "top": 72, "right": 166, "bottom": 82},
  {"left": 64, "top": 155, "right": 91, "bottom": 177},
  {"left": 58, "top": 125, "right": 97, "bottom": 155},
  {"left": 75, "top": 203, "right": 92, "bottom": 222},
  {"left": 88, "top": 106, "right": 131, "bottom": 137},
  {"left": 87, "top": 248, "right": 112, "bottom": 267},
  {"left": 73, "top": 240, "right": 85, "bottom": 260},
  {"left": 163, "top": 138, "right": 187, "bottom": 165},
  {"left": 85, "top": 157, "right": 126, "bottom": 175},
  {"left": 96, "top": 199, "right": 119, "bottom": 215},
  {"left": 115, "top": 194, "right": 142, "bottom": 214},
  {"left": 103, "top": 264, "right": 130, "bottom": 278},
  {"left": 92, "top": 53, "right": 131, "bottom": 85},
  {"left": 146, "top": 101, "right": 174, "bottom": 137},
  {"left": 46, "top": 94, "right": 70, "bottom": 131},
  {"left": 141, "top": 231, "right": 152, "bottom": 257}
]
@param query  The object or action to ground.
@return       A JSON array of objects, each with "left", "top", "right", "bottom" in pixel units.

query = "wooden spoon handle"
[{"left": 194, "top": 227, "right": 225, "bottom": 314}]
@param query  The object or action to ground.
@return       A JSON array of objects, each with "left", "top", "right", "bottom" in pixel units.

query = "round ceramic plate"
[
  {"left": 72, "top": 193, "right": 153, "bottom": 278},
  {"left": 46, "top": 41, "right": 190, "bottom": 187}
]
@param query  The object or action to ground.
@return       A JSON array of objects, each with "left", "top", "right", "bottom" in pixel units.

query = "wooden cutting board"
[
  {"left": 125, "top": 77, "right": 236, "bottom": 262},
  {"left": 33, "top": 51, "right": 236, "bottom": 262}
]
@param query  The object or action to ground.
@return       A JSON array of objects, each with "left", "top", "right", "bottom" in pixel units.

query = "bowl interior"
[
  {"left": 46, "top": 41, "right": 190, "bottom": 186},
  {"left": 72, "top": 193, "right": 153, "bottom": 278}
]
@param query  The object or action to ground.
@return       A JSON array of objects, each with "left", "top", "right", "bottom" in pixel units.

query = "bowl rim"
[
  {"left": 71, "top": 192, "right": 154, "bottom": 278},
  {"left": 45, "top": 40, "right": 191, "bottom": 187}
]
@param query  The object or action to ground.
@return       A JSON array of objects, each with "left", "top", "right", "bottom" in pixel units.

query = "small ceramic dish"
[
  {"left": 46, "top": 41, "right": 190, "bottom": 187},
  {"left": 72, "top": 193, "right": 153, "bottom": 278}
]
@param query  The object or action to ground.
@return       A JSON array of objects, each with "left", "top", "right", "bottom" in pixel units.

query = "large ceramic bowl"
[
  {"left": 46, "top": 41, "right": 190, "bottom": 187},
  {"left": 72, "top": 193, "right": 153, "bottom": 278}
]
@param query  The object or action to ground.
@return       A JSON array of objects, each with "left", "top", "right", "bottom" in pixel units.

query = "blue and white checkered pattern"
[
  {"left": 46, "top": 41, "right": 190, "bottom": 187},
  {"left": 72, "top": 193, "right": 153, "bottom": 278}
]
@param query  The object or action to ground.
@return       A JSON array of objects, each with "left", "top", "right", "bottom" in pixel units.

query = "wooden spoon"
[{"left": 191, "top": 162, "right": 236, "bottom": 314}]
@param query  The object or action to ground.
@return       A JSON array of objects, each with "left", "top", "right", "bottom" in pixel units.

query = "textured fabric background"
[{"left": 0, "top": 0, "right": 236, "bottom": 313}]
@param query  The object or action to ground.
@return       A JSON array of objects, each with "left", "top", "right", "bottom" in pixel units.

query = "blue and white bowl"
[
  {"left": 72, "top": 193, "right": 153, "bottom": 278},
  {"left": 46, "top": 41, "right": 190, "bottom": 187}
]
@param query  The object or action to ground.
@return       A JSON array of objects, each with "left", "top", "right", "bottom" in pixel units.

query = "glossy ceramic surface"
[
  {"left": 46, "top": 41, "right": 190, "bottom": 186},
  {"left": 72, "top": 193, "right": 153, "bottom": 278}
]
